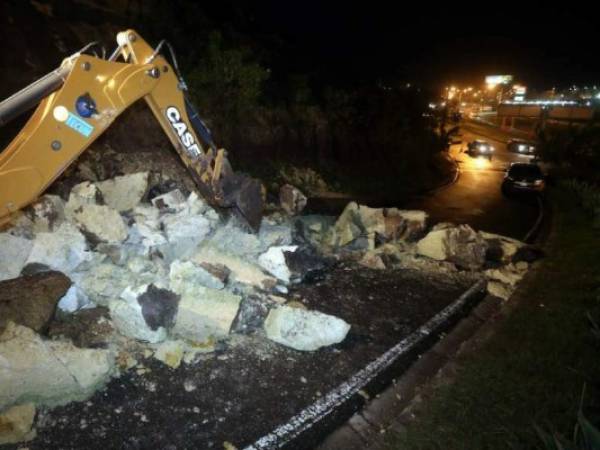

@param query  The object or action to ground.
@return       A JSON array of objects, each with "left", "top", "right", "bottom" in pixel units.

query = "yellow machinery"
[{"left": 0, "top": 30, "right": 263, "bottom": 229}]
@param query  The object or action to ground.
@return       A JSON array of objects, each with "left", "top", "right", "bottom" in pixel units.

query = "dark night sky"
[{"left": 202, "top": 2, "right": 600, "bottom": 90}]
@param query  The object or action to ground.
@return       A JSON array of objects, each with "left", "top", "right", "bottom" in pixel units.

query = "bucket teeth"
[{"left": 219, "top": 173, "right": 264, "bottom": 232}]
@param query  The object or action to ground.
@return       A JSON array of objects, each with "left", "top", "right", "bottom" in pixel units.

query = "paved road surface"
[
  {"left": 403, "top": 121, "right": 539, "bottom": 239},
  {"left": 307, "top": 120, "right": 541, "bottom": 240}
]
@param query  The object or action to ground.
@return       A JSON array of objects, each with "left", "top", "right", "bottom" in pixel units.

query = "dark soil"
[{"left": 8, "top": 263, "right": 474, "bottom": 450}]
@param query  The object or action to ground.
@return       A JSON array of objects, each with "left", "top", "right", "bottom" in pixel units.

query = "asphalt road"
[{"left": 402, "top": 121, "right": 540, "bottom": 240}]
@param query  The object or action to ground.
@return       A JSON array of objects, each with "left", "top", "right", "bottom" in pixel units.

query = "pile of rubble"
[
  {"left": 0, "top": 176, "right": 340, "bottom": 444},
  {"left": 296, "top": 201, "right": 541, "bottom": 300},
  {"left": 0, "top": 175, "right": 539, "bottom": 444}
]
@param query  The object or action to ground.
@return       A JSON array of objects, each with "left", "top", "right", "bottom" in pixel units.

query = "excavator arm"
[{"left": 0, "top": 30, "right": 263, "bottom": 230}]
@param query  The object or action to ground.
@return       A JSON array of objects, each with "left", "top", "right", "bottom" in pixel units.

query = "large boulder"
[
  {"left": 416, "top": 224, "right": 487, "bottom": 270},
  {"left": 263, "top": 305, "right": 351, "bottom": 351},
  {"left": 96, "top": 172, "right": 149, "bottom": 212},
  {"left": 279, "top": 184, "right": 307, "bottom": 216},
  {"left": 0, "top": 403, "right": 37, "bottom": 445},
  {"left": 25, "top": 222, "right": 91, "bottom": 274},
  {"left": 171, "top": 287, "right": 241, "bottom": 342},
  {"left": 0, "top": 234, "right": 33, "bottom": 281},
  {"left": 0, "top": 323, "right": 115, "bottom": 409},
  {"left": 109, "top": 284, "right": 179, "bottom": 343},
  {"left": 0, "top": 271, "right": 71, "bottom": 334}
]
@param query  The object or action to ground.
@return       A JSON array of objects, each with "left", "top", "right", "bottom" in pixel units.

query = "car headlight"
[
  {"left": 518, "top": 144, "right": 526, "bottom": 152},
  {"left": 489, "top": 146, "right": 495, "bottom": 151}
]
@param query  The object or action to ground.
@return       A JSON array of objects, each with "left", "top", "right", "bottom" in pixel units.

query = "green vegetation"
[
  {"left": 538, "top": 124, "right": 600, "bottom": 184},
  {"left": 386, "top": 189, "right": 600, "bottom": 450},
  {"left": 562, "top": 179, "right": 600, "bottom": 227},
  {"left": 126, "top": 4, "right": 450, "bottom": 197}
]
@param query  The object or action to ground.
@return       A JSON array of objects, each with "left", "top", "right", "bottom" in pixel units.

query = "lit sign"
[{"left": 485, "top": 75, "right": 513, "bottom": 85}]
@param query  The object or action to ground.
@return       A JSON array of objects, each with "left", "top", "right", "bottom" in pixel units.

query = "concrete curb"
[
  {"left": 523, "top": 194, "right": 544, "bottom": 244},
  {"left": 316, "top": 193, "right": 554, "bottom": 450},
  {"left": 426, "top": 153, "right": 460, "bottom": 195},
  {"left": 244, "top": 279, "right": 487, "bottom": 450},
  {"left": 316, "top": 294, "right": 503, "bottom": 450}
]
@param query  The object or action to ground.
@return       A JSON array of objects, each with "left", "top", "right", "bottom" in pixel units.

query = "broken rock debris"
[
  {"left": 264, "top": 305, "right": 351, "bottom": 351},
  {"left": 0, "top": 167, "right": 537, "bottom": 444},
  {"left": 0, "top": 323, "right": 115, "bottom": 409}
]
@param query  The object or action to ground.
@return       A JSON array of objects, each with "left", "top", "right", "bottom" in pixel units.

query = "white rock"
[
  {"left": 57, "top": 285, "right": 92, "bottom": 313},
  {"left": 108, "top": 285, "right": 170, "bottom": 343},
  {"left": 185, "top": 192, "right": 208, "bottom": 215},
  {"left": 169, "top": 259, "right": 224, "bottom": 292},
  {"left": 0, "top": 403, "right": 36, "bottom": 445},
  {"left": 151, "top": 189, "right": 186, "bottom": 210},
  {"left": 0, "top": 234, "right": 33, "bottom": 281},
  {"left": 25, "top": 223, "right": 90, "bottom": 274},
  {"left": 485, "top": 264, "right": 525, "bottom": 287},
  {"left": 258, "top": 246, "right": 298, "bottom": 283},
  {"left": 161, "top": 213, "right": 211, "bottom": 261},
  {"left": 193, "top": 245, "right": 277, "bottom": 290},
  {"left": 207, "top": 219, "right": 263, "bottom": 258},
  {"left": 131, "top": 204, "right": 160, "bottom": 223},
  {"left": 77, "top": 263, "right": 132, "bottom": 307},
  {"left": 0, "top": 323, "right": 114, "bottom": 409},
  {"left": 70, "top": 204, "right": 129, "bottom": 243},
  {"left": 415, "top": 229, "right": 447, "bottom": 260},
  {"left": 96, "top": 172, "right": 149, "bottom": 212},
  {"left": 416, "top": 224, "right": 487, "bottom": 270},
  {"left": 487, "top": 280, "right": 514, "bottom": 300},
  {"left": 130, "top": 222, "right": 167, "bottom": 255},
  {"left": 172, "top": 287, "right": 241, "bottom": 342},
  {"left": 152, "top": 340, "right": 185, "bottom": 369},
  {"left": 264, "top": 305, "right": 351, "bottom": 351}
]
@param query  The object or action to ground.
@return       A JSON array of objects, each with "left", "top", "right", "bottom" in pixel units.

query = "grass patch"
[{"left": 386, "top": 188, "right": 600, "bottom": 449}]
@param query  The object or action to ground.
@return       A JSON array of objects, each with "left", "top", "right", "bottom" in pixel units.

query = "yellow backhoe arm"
[{"left": 0, "top": 30, "right": 263, "bottom": 230}]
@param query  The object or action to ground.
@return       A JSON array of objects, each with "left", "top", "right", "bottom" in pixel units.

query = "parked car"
[
  {"left": 507, "top": 139, "right": 536, "bottom": 156},
  {"left": 502, "top": 162, "right": 546, "bottom": 195},
  {"left": 466, "top": 139, "right": 494, "bottom": 160}
]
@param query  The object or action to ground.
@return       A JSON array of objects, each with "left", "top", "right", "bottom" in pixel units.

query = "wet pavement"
[
  {"left": 308, "top": 120, "right": 541, "bottom": 240},
  {"left": 405, "top": 121, "right": 540, "bottom": 240}
]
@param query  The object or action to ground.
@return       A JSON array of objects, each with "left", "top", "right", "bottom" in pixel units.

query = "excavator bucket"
[
  {"left": 220, "top": 172, "right": 264, "bottom": 231},
  {"left": 0, "top": 30, "right": 264, "bottom": 231}
]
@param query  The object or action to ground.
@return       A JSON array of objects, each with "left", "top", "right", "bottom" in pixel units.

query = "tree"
[{"left": 187, "top": 31, "right": 269, "bottom": 146}]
